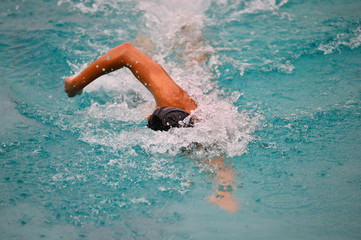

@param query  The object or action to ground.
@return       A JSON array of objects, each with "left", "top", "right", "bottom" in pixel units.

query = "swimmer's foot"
[{"left": 209, "top": 192, "right": 239, "bottom": 213}]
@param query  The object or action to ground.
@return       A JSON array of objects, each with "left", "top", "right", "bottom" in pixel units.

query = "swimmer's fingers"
[
  {"left": 66, "top": 88, "right": 83, "bottom": 97},
  {"left": 64, "top": 76, "right": 82, "bottom": 97}
]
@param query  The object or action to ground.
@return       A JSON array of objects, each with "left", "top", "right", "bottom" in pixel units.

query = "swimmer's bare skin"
[
  {"left": 65, "top": 42, "right": 197, "bottom": 114},
  {"left": 65, "top": 42, "right": 239, "bottom": 213},
  {"left": 208, "top": 157, "right": 238, "bottom": 213}
]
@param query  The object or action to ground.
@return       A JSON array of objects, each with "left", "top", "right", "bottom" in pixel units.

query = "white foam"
[
  {"left": 64, "top": 0, "right": 261, "bottom": 158},
  {"left": 237, "top": 0, "right": 287, "bottom": 15},
  {"left": 318, "top": 26, "right": 361, "bottom": 54},
  {"left": 58, "top": 0, "right": 125, "bottom": 14},
  {"left": 208, "top": 0, "right": 288, "bottom": 22},
  {"left": 131, "top": 198, "right": 150, "bottom": 205}
]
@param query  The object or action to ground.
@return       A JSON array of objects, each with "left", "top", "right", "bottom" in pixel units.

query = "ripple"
[{"left": 258, "top": 192, "right": 314, "bottom": 210}]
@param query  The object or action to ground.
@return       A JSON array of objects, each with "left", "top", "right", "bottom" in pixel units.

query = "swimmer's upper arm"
[{"left": 65, "top": 42, "right": 196, "bottom": 111}]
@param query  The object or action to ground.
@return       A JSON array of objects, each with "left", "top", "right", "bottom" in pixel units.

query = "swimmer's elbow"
[
  {"left": 112, "top": 42, "right": 134, "bottom": 55},
  {"left": 120, "top": 42, "right": 135, "bottom": 51}
]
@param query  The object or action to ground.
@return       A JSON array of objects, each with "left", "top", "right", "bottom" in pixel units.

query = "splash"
[
  {"left": 229, "top": 0, "right": 288, "bottom": 17},
  {"left": 63, "top": 0, "right": 260, "bottom": 158},
  {"left": 207, "top": 0, "right": 288, "bottom": 22},
  {"left": 318, "top": 26, "right": 361, "bottom": 54},
  {"left": 57, "top": 0, "right": 128, "bottom": 14}
]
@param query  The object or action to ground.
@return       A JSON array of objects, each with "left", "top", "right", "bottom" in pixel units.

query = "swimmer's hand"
[{"left": 64, "top": 76, "right": 83, "bottom": 97}]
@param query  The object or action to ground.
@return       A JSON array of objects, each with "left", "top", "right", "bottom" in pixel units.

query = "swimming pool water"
[{"left": 1, "top": 0, "right": 361, "bottom": 239}]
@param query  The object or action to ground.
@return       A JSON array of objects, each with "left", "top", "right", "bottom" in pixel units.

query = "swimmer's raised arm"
[{"left": 65, "top": 42, "right": 197, "bottom": 113}]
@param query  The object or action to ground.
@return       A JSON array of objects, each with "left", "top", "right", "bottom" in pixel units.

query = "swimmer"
[
  {"left": 65, "top": 42, "right": 197, "bottom": 131},
  {"left": 65, "top": 42, "right": 238, "bottom": 213}
]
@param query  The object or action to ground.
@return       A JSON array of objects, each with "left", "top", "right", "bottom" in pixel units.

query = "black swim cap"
[{"left": 147, "top": 107, "right": 194, "bottom": 131}]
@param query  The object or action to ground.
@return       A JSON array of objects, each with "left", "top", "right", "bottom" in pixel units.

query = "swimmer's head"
[{"left": 147, "top": 107, "right": 194, "bottom": 131}]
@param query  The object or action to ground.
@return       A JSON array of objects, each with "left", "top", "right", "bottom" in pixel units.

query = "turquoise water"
[{"left": 1, "top": 0, "right": 361, "bottom": 239}]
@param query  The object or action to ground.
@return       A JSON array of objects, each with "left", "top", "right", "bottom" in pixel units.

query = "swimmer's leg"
[{"left": 208, "top": 157, "right": 239, "bottom": 213}]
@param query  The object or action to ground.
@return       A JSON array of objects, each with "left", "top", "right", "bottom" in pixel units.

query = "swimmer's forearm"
[
  {"left": 67, "top": 42, "right": 158, "bottom": 91},
  {"left": 70, "top": 44, "right": 132, "bottom": 90},
  {"left": 66, "top": 42, "right": 197, "bottom": 113}
]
